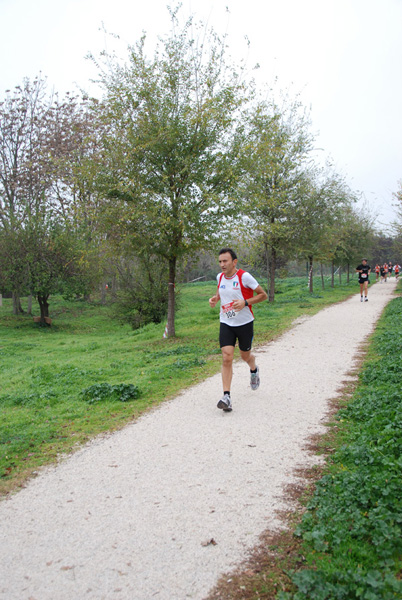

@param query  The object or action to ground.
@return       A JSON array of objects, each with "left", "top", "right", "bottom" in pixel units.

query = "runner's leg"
[
  {"left": 221, "top": 345, "right": 235, "bottom": 392},
  {"left": 239, "top": 349, "right": 256, "bottom": 371}
]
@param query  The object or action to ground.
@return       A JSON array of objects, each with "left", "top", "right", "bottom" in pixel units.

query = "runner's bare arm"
[
  {"left": 209, "top": 290, "right": 220, "bottom": 308},
  {"left": 232, "top": 285, "right": 268, "bottom": 311}
]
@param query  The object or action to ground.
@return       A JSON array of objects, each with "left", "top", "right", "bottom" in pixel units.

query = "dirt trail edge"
[{"left": 0, "top": 280, "right": 397, "bottom": 600}]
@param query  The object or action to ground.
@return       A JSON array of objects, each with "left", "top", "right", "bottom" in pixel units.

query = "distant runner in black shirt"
[{"left": 356, "top": 259, "right": 371, "bottom": 302}]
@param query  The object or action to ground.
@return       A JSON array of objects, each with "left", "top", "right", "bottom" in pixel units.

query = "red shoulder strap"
[{"left": 237, "top": 269, "right": 254, "bottom": 316}]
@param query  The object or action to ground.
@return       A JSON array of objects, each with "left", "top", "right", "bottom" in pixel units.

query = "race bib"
[
  {"left": 222, "top": 301, "right": 237, "bottom": 319},
  {"left": 361, "top": 273, "right": 367, "bottom": 278}
]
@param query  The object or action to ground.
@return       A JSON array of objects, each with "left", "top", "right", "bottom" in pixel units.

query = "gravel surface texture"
[{"left": 0, "top": 280, "right": 397, "bottom": 600}]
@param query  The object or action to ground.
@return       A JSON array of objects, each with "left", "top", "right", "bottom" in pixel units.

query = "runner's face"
[{"left": 219, "top": 253, "right": 237, "bottom": 277}]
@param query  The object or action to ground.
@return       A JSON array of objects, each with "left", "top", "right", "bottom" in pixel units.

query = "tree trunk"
[
  {"left": 0, "top": 293, "right": 2, "bottom": 307},
  {"left": 37, "top": 294, "right": 50, "bottom": 326},
  {"left": 27, "top": 294, "right": 33, "bottom": 315},
  {"left": 265, "top": 242, "right": 269, "bottom": 296},
  {"left": 308, "top": 256, "right": 314, "bottom": 293},
  {"left": 12, "top": 291, "right": 24, "bottom": 315},
  {"left": 100, "top": 282, "right": 107, "bottom": 305},
  {"left": 331, "top": 260, "right": 335, "bottom": 288},
  {"left": 12, "top": 292, "right": 18, "bottom": 315},
  {"left": 268, "top": 245, "right": 276, "bottom": 303},
  {"left": 320, "top": 263, "right": 325, "bottom": 290},
  {"left": 347, "top": 263, "right": 350, "bottom": 283},
  {"left": 167, "top": 257, "right": 176, "bottom": 338},
  {"left": 111, "top": 273, "right": 118, "bottom": 299},
  {"left": 339, "top": 265, "right": 342, "bottom": 284}
]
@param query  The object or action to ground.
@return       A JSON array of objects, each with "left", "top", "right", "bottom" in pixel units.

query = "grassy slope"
[{"left": 0, "top": 275, "right": 357, "bottom": 495}]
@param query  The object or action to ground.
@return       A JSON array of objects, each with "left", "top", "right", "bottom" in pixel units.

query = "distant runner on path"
[
  {"left": 356, "top": 258, "right": 371, "bottom": 302},
  {"left": 209, "top": 248, "right": 268, "bottom": 412}
]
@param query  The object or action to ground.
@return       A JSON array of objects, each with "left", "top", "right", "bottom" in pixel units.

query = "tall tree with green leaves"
[
  {"left": 333, "top": 202, "right": 374, "bottom": 282},
  {"left": 0, "top": 79, "right": 96, "bottom": 321},
  {"left": 292, "top": 169, "right": 352, "bottom": 293},
  {"left": 24, "top": 221, "right": 90, "bottom": 324},
  {"left": 238, "top": 98, "right": 314, "bottom": 301},
  {"left": 0, "top": 78, "right": 52, "bottom": 313},
  {"left": 93, "top": 8, "right": 246, "bottom": 336}
]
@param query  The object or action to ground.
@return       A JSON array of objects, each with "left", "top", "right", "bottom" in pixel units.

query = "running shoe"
[
  {"left": 365, "top": 297, "right": 368, "bottom": 302},
  {"left": 250, "top": 366, "right": 260, "bottom": 391},
  {"left": 217, "top": 393, "right": 232, "bottom": 412},
  {"left": 360, "top": 296, "right": 363, "bottom": 302}
]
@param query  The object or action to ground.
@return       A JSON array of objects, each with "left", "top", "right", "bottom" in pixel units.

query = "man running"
[
  {"left": 209, "top": 248, "right": 268, "bottom": 412},
  {"left": 356, "top": 259, "right": 371, "bottom": 301}
]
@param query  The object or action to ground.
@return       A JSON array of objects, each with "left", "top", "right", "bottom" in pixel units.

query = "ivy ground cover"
[{"left": 280, "top": 294, "right": 402, "bottom": 600}]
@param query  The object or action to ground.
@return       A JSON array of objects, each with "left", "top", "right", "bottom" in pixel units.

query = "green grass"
[
  {"left": 275, "top": 291, "right": 402, "bottom": 600},
  {"left": 0, "top": 275, "right": 358, "bottom": 495}
]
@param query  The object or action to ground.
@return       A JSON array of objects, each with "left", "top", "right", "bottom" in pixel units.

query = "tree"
[
  {"left": 25, "top": 222, "right": 90, "bottom": 324},
  {"left": 46, "top": 94, "right": 109, "bottom": 300},
  {"left": 93, "top": 8, "right": 246, "bottom": 336},
  {"left": 0, "top": 78, "right": 53, "bottom": 313},
  {"left": 333, "top": 203, "right": 374, "bottom": 282},
  {"left": 0, "top": 79, "right": 97, "bottom": 321},
  {"left": 292, "top": 169, "right": 352, "bottom": 293},
  {"left": 239, "top": 98, "right": 314, "bottom": 301}
]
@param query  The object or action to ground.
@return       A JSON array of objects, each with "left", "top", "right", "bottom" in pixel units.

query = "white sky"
[{"left": 1, "top": 0, "right": 401, "bottom": 231}]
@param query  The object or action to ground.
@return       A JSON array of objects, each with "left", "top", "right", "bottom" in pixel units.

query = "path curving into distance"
[{"left": 0, "top": 279, "right": 397, "bottom": 600}]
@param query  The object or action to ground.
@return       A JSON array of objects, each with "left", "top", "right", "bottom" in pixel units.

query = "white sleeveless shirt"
[{"left": 217, "top": 270, "right": 259, "bottom": 326}]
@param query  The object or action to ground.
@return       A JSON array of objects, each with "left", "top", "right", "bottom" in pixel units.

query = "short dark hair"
[{"left": 219, "top": 248, "right": 237, "bottom": 260}]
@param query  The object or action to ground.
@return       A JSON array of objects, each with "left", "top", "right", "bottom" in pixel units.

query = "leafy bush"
[{"left": 110, "top": 256, "right": 170, "bottom": 329}]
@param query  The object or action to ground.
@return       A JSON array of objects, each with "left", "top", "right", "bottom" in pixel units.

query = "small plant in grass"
[
  {"left": 172, "top": 357, "right": 206, "bottom": 370},
  {"left": 81, "top": 383, "right": 141, "bottom": 404}
]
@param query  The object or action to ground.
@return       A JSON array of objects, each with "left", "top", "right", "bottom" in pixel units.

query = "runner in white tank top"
[{"left": 209, "top": 248, "right": 268, "bottom": 412}]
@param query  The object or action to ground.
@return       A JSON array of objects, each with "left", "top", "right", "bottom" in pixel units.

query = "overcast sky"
[{"left": 1, "top": 0, "right": 401, "bottom": 231}]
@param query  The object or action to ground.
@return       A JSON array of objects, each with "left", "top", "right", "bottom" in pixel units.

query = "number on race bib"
[{"left": 222, "top": 301, "right": 237, "bottom": 319}]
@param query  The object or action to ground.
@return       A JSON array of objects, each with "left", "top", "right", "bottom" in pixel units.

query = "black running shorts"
[{"left": 219, "top": 321, "right": 254, "bottom": 352}]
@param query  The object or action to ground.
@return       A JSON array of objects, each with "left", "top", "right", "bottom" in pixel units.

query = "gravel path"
[{"left": 0, "top": 280, "right": 397, "bottom": 600}]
